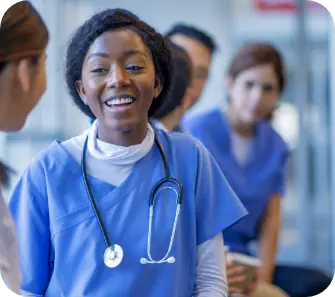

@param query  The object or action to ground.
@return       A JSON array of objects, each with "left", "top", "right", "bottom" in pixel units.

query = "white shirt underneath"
[
  {"left": 61, "top": 120, "right": 227, "bottom": 296},
  {"left": 230, "top": 131, "right": 253, "bottom": 165}
]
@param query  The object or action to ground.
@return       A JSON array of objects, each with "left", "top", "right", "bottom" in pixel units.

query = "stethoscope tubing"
[{"left": 81, "top": 132, "right": 183, "bottom": 263}]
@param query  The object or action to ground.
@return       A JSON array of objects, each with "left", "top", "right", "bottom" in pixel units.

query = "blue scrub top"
[
  {"left": 9, "top": 129, "right": 247, "bottom": 297},
  {"left": 182, "top": 109, "right": 289, "bottom": 255}
]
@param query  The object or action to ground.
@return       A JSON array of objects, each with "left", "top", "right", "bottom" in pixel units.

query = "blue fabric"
[
  {"left": 9, "top": 129, "right": 247, "bottom": 297},
  {"left": 273, "top": 265, "right": 333, "bottom": 297},
  {"left": 182, "top": 108, "right": 289, "bottom": 254}
]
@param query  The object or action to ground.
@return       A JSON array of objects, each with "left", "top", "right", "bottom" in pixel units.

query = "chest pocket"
[
  {"left": 49, "top": 176, "right": 115, "bottom": 240},
  {"left": 50, "top": 204, "right": 95, "bottom": 239}
]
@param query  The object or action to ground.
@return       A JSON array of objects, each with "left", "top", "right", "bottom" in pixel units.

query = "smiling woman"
[
  {"left": 65, "top": 10, "right": 170, "bottom": 147},
  {"left": 75, "top": 29, "right": 163, "bottom": 145},
  {"left": 9, "top": 8, "right": 247, "bottom": 297}
]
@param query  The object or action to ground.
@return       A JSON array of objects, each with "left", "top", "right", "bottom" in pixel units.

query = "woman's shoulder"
[
  {"left": 156, "top": 128, "right": 210, "bottom": 156},
  {"left": 182, "top": 108, "right": 222, "bottom": 131},
  {"left": 27, "top": 141, "right": 65, "bottom": 171},
  {"left": 12, "top": 135, "right": 86, "bottom": 201},
  {"left": 23, "top": 131, "right": 87, "bottom": 181},
  {"left": 258, "top": 121, "right": 289, "bottom": 156}
]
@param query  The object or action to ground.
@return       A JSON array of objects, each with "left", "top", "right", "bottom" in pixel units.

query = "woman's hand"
[
  {"left": 226, "top": 262, "right": 246, "bottom": 294},
  {"left": 227, "top": 262, "right": 260, "bottom": 296},
  {"left": 245, "top": 272, "right": 258, "bottom": 297}
]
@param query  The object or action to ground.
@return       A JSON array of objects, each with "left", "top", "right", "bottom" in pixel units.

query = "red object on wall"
[{"left": 254, "top": 0, "right": 324, "bottom": 11}]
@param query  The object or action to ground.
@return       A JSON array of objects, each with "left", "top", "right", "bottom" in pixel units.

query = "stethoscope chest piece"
[{"left": 104, "top": 244, "right": 124, "bottom": 268}]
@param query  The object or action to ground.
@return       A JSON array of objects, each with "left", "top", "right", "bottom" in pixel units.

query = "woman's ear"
[
  {"left": 17, "top": 59, "right": 31, "bottom": 92},
  {"left": 75, "top": 80, "right": 88, "bottom": 105},
  {"left": 153, "top": 76, "right": 163, "bottom": 99}
]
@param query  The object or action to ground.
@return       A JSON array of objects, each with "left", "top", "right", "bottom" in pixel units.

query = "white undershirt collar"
[{"left": 87, "top": 120, "right": 155, "bottom": 165}]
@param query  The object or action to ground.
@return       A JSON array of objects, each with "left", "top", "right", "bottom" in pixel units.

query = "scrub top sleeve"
[
  {"left": 9, "top": 168, "right": 51, "bottom": 296},
  {"left": 273, "top": 150, "right": 289, "bottom": 196},
  {"left": 194, "top": 140, "right": 248, "bottom": 245}
]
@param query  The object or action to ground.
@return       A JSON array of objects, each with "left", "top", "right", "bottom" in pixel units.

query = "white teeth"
[{"left": 106, "top": 97, "right": 134, "bottom": 106}]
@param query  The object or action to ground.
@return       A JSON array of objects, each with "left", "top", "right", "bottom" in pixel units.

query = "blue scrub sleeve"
[
  {"left": 9, "top": 164, "right": 51, "bottom": 296},
  {"left": 194, "top": 140, "right": 248, "bottom": 245},
  {"left": 273, "top": 151, "right": 289, "bottom": 196}
]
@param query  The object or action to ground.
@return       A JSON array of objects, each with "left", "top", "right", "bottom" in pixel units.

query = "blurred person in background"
[
  {"left": 183, "top": 43, "right": 331, "bottom": 297},
  {"left": 151, "top": 40, "right": 192, "bottom": 132},
  {"left": 0, "top": 0, "right": 48, "bottom": 293},
  {"left": 165, "top": 24, "right": 216, "bottom": 130}
]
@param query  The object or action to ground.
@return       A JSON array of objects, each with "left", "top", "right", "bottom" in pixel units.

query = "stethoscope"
[{"left": 81, "top": 134, "right": 183, "bottom": 268}]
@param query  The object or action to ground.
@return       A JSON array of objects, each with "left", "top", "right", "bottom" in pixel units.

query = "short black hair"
[
  {"left": 165, "top": 23, "right": 217, "bottom": 54},
  {"left": 152, "top": 41, "right": 192, "bottom": 119},
  {"left": 65, "top": 8, "right": 171, "bottom": 119},
  {"left": 0, "top": 161, "right": 9, "bottom": 189},
  {"left": 0, "top": 62, "right": 6, "bottom": 73}
]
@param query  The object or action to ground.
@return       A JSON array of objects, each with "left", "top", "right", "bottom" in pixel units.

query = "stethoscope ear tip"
[
  {"left": 140, "top": 257, "right": 175, "bottom": 264},
  {"left": 167, "top": 256, "right": 175, "bottom": 264}
]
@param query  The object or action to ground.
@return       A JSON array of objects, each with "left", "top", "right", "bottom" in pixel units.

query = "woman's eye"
[
  {"left": 91, "top": 68, "right": 108, "bottom": 74},
  {"left": 126, "top": 65, "right": 144, "bottom": 72},
  {"left": 263, "top": 84, "right": 275, "bottom": 92}
]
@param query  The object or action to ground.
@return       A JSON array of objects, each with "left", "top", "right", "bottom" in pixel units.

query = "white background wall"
[{"left": 20, "top": 0, "right": 330, "bottom": 139}]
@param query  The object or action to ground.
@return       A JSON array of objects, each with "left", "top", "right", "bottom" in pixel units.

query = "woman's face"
[
  {"left": 0, "top": 51, "right": 47, "bottom": 131},
  {"left": 227, "top": 63, "right": 280, "bottom": 124},
  {"left": 77, "top": 29, "right": 162, "bottom": 134}
]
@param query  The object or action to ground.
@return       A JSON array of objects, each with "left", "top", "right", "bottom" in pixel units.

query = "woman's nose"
[{"left": 106, "top": 67, "right": 131, "bottom": 88}]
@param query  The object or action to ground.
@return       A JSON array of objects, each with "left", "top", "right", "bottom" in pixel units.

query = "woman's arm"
[
  {"left": 193, "top": 233, "right": 228, "bottom": 297},
  {"left": 257, "top": 194, "right": 281, "bottom": 283}
]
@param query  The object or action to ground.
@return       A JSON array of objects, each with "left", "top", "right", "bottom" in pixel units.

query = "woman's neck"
[
  {"left": 227, "top": 106, "right": 255, "bottom": 138},
  {"left": 160, "top": 107, "right": 183, "bottom": 132},
  {"left": 97, "top": 121, "right": 148, "bottom": 146}
]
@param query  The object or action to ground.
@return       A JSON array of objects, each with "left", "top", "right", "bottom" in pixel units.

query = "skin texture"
[
  {"left": 76, "top": 29, "right": 162, "bottom": 146},
  {"left": 0, "top": 52, "right": 47, "bottom": 131}
]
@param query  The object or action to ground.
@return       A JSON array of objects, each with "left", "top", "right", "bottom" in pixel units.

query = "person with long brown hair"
[
  {"left": 183, "top": 42, "right": 288, "bottom": 297},
  {"left": 0, "top": 1, "right": 48, "bottom": 293}
]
